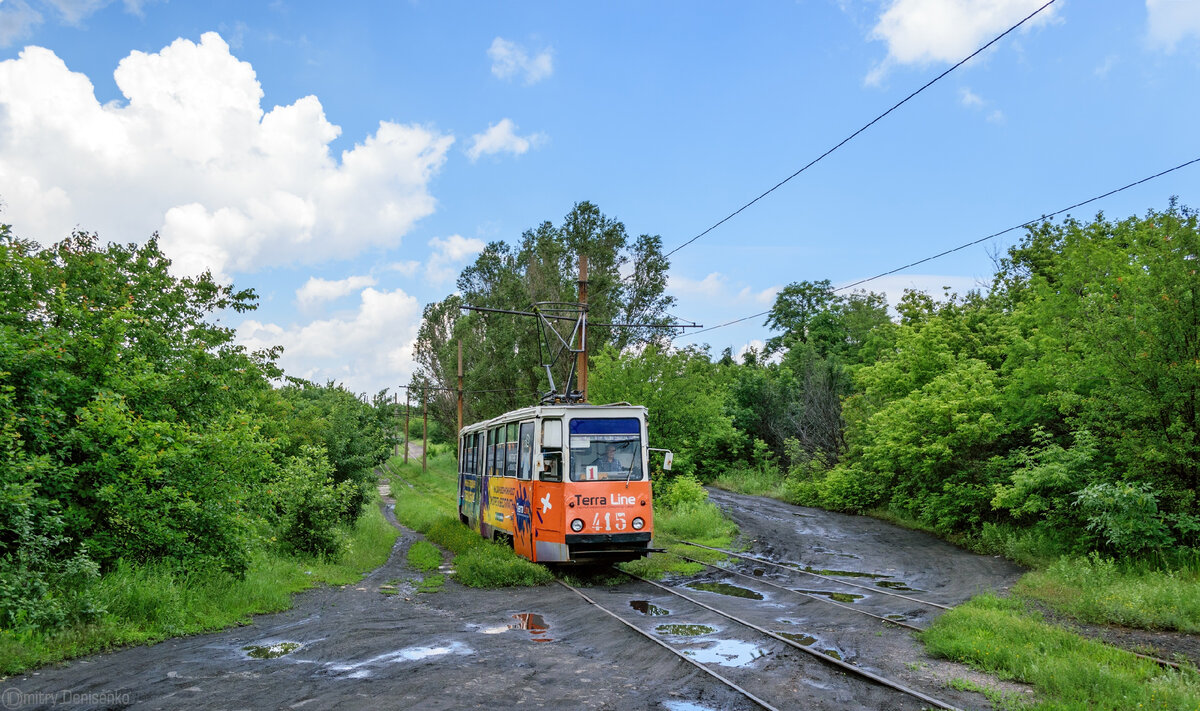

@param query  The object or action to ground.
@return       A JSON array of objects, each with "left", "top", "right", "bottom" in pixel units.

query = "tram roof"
[{"left": 460, "top": 402, "right": 647, "bottom": 434}]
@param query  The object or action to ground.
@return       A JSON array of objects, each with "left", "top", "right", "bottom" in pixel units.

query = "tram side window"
[
  {"left": 465, "top": 433, "right": 475, "bottom": 475},
  {"left": 505, "top": 423, "right": 518, "bottom": 477},
  {"left": 517, "top": 422, "right": 534, "bottom": 480},
  {"left": 477, "top": 434, "right": 486, "bottom": 476},
  {"left": 487, "top": 428, "right": 497, "bottom": 476},
  {"left": 540, "top": 418, "right": 562, "bottom": 483}
]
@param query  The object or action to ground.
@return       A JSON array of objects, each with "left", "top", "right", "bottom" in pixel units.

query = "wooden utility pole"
[
  {"left": 422, "top": 386, "right": 428, "bottom": 475},
  {"left": 456, "top": 339, "right": 464, "bottom": 437},
  {"left": 576, "top": 254, "right": 588, "bottom": 402},
  {"left": 403, "top": 389, "right": 411, "bottom": 465}
]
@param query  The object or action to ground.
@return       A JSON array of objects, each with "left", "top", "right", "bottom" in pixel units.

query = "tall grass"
[
  {"left": 710, "top": 466, "right": 787, "bottom": 498},
  {"left": 0, "top": 496, "right": 399, "bottom": 675},
  {"left": 922, "top": 594, "right": 1200, "bottom": 710},
  {"left": 1015, "top": 553, "right": 1200, "bottom": 632},
  {"left": 386, "top": 452, "right": 551, "bottom": 588}
]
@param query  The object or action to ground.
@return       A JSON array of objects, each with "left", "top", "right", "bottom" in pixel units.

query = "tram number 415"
[{"left": 592, "top": 512, "right": 627, "bottom": 531}]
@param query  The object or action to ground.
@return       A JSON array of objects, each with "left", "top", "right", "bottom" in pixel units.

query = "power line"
[
  {"left": 611, "top": 0, "right": 1056, "bottom": 329},
  {"left": 678, "top": 155, "right": 1200, "bottom": 339},
  {"left": 834, "top": 156, "right": 1200, "bottom": 292},
  {"left": 661, "top": 0, "right": 1058, "bottom": 261}
]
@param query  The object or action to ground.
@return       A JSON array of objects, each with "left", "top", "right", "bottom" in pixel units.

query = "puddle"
[
  {"left": 326, "top": 641, "right": 473, "bottom": 677},
  {"left": 885, "top": 614, "right": 908, "bottom": 621},
  {"left": 822, "top": 648, "right": 843, "bottom": 661},
  {"left": 752, "top": 568, "right": 766, "bottom": 576},
  {"left": 683, "top": 639, "right": 767, "bottom": 667},
  {"left": 510, "top": 613, "right": 552, "bottom": 642},
  {"left": 876, "top": 581, "right": 923, "bottom": 592},
  {"left": 795, "top": 589, "right": 864, "bottom": 603},
  {"left": 663, "top": 702, "right": 719, "bottom": 711},
  {"left": 244, "top": 642, "right": 301, "bottom": 659},
  {"left": 629, "top": 600, "right": 671, "bottom": 616},
  {"left": 777, "top": 631, "right": 817, "bottom": 646},
  {"left": 655, "top": 624, "right": 717, "bottom": 637},
  {"left": 686, "top": 581, "right": 764, "bottom": 600}
]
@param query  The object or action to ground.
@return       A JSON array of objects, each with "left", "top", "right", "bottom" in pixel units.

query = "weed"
[
  {"left": 416, "top": 574, "right": 445, "bottom": 594},
  {"left": 922, "top": 593, "right": 1200, "bottom": 710},
  {"left": 406, "top": 541, "right": 442, "bottom": 572},
  {"left": 1015, "top": 553, "right": 1200, "bottom": 632}
]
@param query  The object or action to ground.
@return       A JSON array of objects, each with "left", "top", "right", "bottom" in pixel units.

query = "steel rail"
[
  {"left": 677, "top": 554, "right": 925, "bottom": 633},
  {"left": 623, "top": 571, "right": 963, "bottom": 711},
  {"left": 681, "top": 546, "right": 1187, "bottom": 671},
  {"left": 680, "top": 540, "right": 951, "bottom": 610},
  {"left": 555, "top": 580, "right": 781, "bottom": 711}
]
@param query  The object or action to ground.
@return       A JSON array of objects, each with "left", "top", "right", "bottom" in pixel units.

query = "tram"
[{"left": 457, "top": 402, "right": 666, "bottom": 563}]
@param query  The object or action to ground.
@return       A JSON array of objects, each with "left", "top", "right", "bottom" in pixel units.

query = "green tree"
[
  {"left": 590, "top": 344, "right": 739, "bottom": 480},
  {"left": 414, "top": 202, "right": 676, "bottom": 433}
]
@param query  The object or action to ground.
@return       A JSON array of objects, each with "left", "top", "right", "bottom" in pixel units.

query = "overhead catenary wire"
[
  {"left": 679, "top": 155, "right": 1200, "bottom": 339},
  {"left": 659, "top": 0, "right": 1058, "bottom": 262},
  {"left": 606, "top": 1, "right": 1057, "bottom": 332}
]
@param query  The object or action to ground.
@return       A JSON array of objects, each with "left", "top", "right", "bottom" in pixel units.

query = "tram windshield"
[{"left": 568, "top": 418, "right": 643, "bottom": 482}]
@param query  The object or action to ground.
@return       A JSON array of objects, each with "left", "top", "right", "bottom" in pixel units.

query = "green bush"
[
  {"left": 1075, "top": 481, "right": 1175, "bottom": 555},
  {"left": 654, "top": 474, "right": 708, "bottom": 510},
  {"left": 273, "top": 446, "right": 354, "bottom": 558},
  {"left": 452, "top": 542, "right": 552, "bottom": 588}
]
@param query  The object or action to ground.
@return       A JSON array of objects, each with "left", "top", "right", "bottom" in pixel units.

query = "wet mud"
[{"left": 8, "top": 486, "right": 1033, "bottom": 710}]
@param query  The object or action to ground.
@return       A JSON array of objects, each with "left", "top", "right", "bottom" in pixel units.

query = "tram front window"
[{"left": 568, "top": 418, "right": 643, "bottom": 482}]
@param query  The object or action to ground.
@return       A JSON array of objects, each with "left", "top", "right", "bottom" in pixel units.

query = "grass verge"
[
  {"left": 386, "top": 451, "right": 552, "bottom": 588},
  {"left": 620, "top": 485, "right": 739, "bottom": 579},
  {"left": 1014, "top": 553, "right": 1200, "bottom": 633},
  {"left": 406, "top": 541, "right": 443, "bottom": 572},
  {"left": 0, "top": 492, "right": 399, "bottom": 676},
  {"left": 922, "top": 594, "right": 1200, "bottom": 710}
]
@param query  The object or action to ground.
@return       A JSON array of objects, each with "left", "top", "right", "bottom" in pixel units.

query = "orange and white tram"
[{"left": 457, "top": 403, "right": 662, "bottom": 563}]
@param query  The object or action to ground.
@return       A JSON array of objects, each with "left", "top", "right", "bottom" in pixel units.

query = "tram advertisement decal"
[{"left": 484, "top": 477, "right": 517, "bottom": 534}]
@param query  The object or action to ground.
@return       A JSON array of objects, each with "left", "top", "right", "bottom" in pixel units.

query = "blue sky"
[{"left": 1, "top": 0, "right": 1198, "bottom": 395}]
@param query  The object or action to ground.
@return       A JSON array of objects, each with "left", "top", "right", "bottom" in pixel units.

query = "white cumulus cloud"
[
  {"left": 295, "top": 274, "right": 377, "bottom": 310},
  {"left": 1146, "top": 0, "right": 1200, "bottom": 50},
  {"left": 866, "top": 0, "right": 1060, "bottom": 84},
  {"left": 426, "top": 234, "right": 485, "bottom": 283},
  {"left": 488, "top": 37, "right": 553, "bottom": 84},
  {"left": 0, "top": 32, "right": 454, "bottom": 280},
  {"left": 238, "top": 287, "right": 422, "bottom": 395},
  {"left": 466, "top": 118, "right": 544, "bottom": 161}
]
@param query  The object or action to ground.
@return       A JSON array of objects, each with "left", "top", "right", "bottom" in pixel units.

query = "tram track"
[
  {"left": 679, "top": 540, "right": 1187, "bottom": 672},
  {"left": 557, "top": 567, "right": 966, "bottom": 711}
]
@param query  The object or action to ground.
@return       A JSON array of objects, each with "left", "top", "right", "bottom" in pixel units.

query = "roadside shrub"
[
  {"left": 1076, "top": 481, "right": 1175, "bottom": 555},
  {"left": 655, "top": 500, "right": 737, "bottom": 543},
  {"left": 274, "top": 446, "right": 353, "bottom": 557},
  {"left": 453, "top": 543, "right": 552, "bottom": 588},
  {"left": 654, "top": 474, "right": 707, "bottom": 510}
]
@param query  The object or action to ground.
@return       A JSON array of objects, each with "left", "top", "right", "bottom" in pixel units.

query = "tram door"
[
  {"left": 513, "top": 421, "right": 536, "bottom": 560},
  {"left": 531, "top": 418, "right": 567, "bottom": 562}
]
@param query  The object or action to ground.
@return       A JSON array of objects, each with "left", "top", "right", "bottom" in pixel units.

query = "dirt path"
[{"left": 6, "top": 487, "right": 1035, "bottom": 710}]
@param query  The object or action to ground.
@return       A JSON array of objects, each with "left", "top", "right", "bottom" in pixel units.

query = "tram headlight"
[
  {"left": 570, "top": 518, "right": 584, "bottom": 532},
  {"left": 632, "top": 517, "right": 645, "bottom": 530}
]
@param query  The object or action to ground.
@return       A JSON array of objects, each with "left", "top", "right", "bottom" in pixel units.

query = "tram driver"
[{"left": 590, "top": 443, "right": 623, "bottom": 476}]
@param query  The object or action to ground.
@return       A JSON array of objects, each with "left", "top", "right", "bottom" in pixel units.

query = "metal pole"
[
  {"left": 457, "top": 339, "right": 464, "bottom": 437},
  {"left": 422, "top": 386, "right": 428, "bottom": 475},
  {"left": 576, "top": 254, "right": 588, "bottom": 402},
  {"left": 403, "top": 389, "right": 410, "bottom": 465}
]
